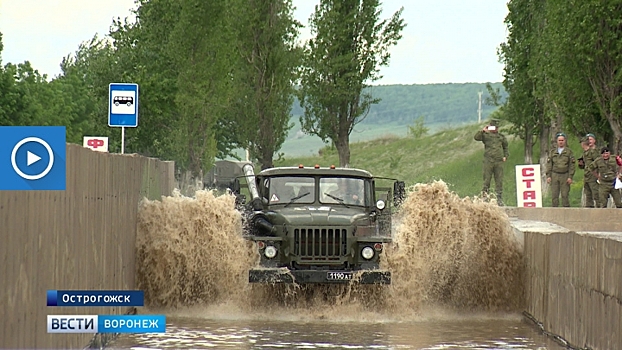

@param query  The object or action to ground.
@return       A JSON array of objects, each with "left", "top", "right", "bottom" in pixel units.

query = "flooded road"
[
  {"left": 125, "top": 182, "right": 559, "bottom": 349},
  {"left": 110, "top": 311, "right": 564, "bottom": 349}
]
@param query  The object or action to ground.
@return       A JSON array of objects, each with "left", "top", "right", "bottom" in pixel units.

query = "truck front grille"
[{"left": 294, "top": 228, "right": 347, "bottom": 260}]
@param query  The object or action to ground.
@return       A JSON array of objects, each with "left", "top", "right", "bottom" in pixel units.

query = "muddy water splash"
[
  {"left": 136, "top": 182, "right": 523, "bottom": 315},
  {"left": 384, "top": 181, "right": 524, "bottom": 313},
  {"left": 136, "top": 189, "right": 257, "bottom": 308}
]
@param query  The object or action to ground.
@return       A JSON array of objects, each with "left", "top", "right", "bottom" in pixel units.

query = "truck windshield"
[
  {"left": 320, "top": 177, "right": 366, "bottom": 206},
  {"left": 268, "top": 176, "right": 315, "bottom": 205}
]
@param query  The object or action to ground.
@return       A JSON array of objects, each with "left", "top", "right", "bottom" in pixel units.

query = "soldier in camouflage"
[
  {"left": 546, "top": 133, "right": 575, "bottom": 207},
  {"left": 474, "top": 119, "right": 509, "bottom": 205},
  {"left": 578, "top": 135, "right": 600, "bottom": 207},
  {"left": 587, "top": 133, "right": 597, "bottom": 149},
  {"left": 586, "top": 147, "right": 622, "bottom": 208}
]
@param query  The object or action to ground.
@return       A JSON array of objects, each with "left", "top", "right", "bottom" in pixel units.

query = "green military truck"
[
  {"left": 232, "top": 164, "right": 405, "bottom": 285},
  {"left": 204, "top": 160, "right": 253, "bottom": 190}
]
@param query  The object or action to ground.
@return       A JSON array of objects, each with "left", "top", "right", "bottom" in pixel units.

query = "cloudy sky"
[{"left": 0, "top": 0, "right": 508, "bottom": 85}]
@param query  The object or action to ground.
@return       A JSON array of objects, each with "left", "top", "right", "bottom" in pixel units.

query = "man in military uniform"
[
  {"left": 546, "top": 133, "right": 575, "bottom": 207},
  {"left": 578, "top": 137, "right": 600, "bottom": 207},
  {"left": 586, "top": 133, "right": 597, "bottom": 149},
  {"left": 586, "top": 147, "right": 622, "bottom": 208},
  {"left": 474, "top": 119, "right": 509, "bottom": 205}
]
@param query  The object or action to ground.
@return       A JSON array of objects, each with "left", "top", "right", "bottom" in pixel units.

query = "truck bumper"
[{"left": 248, "top": 268, "right": 391, "bottom": 284}]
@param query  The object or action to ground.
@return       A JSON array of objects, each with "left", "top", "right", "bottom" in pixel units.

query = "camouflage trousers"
[
  {"left": 598, "top": 181, "right": 622, "bottom": 208},
  {"left": 550, "top": 172, "right": 571, "bottom": 207},
  {"left": 482, "top": 159, "right": 504, "bottom": 204},
  {"left": 583, "top": 177, "right": 600, "bottom": 208}
]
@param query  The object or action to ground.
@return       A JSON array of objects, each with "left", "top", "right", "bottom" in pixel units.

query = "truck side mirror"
[{"left": 393, "top": 181, "right": 405, "bottom": 207}]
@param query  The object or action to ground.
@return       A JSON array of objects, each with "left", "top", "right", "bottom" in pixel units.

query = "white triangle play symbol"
[{"left": 27, "top": 151, "right": 41, "bottom": 166}]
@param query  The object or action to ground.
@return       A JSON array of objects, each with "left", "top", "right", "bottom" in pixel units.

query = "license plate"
[{"left": 327, "top": 271, "right": 353, "bottom": 280}]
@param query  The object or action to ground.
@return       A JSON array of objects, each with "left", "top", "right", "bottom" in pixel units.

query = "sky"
[{"left": 0, "top": 0, "right": 509, "bottom": 85}]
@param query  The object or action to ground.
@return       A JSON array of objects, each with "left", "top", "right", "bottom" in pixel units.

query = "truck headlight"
[
  {"left": 361, "top": 246, "right": 374, "bottom": 260},
  {"left": 376, "top": 200, "right": 385, "bottom": 210},
  {"left": 264, "top": 245, "right": 277, "bottom": 259}
]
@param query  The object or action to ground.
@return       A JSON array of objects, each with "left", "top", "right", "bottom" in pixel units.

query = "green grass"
[
  {"left": 275, "top": 122, "right": 588, "bottom": 207},
  {"left": 279, "top": 117, "right": 476, "bottom": 157}
]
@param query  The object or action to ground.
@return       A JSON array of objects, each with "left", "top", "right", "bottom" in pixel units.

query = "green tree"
[
  {"left": 543, "top": 1, "right": 622, "bottom": 152},
  {"left": 298, "top": 0, "right": 405, "bottom": 167},
  {"left": 60, "top": 0, "right": 242, "bottom": 173},
  {"left": 165, "top": 0, "right": 239, "bottom": 176},
  {"left": 0, "top": 33, "right": 24, "bottom": 126},
  {"left": 0, "top": 71, "right": 23, "bottom": 126},
  {"left": 60, "top": 36, "right": 124, "bottom": 149},
  {"left": 499, "top": 0, "right": 546, "bottom": 165},
  {"left": 126, "top": 0, "right": 250, "bottom": 173},
  {"left": 407, "top": 116, "right": 428, "bottom": 138},
  {"left": 232, "top": 0, "right": 301, "bottom": 170}
]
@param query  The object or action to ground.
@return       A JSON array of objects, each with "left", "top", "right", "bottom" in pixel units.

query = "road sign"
[
  {"left": 108, "top": 83, "right": 138, "bottom": 127},
  {"left": 515, "top": 164, "right": 542, "bottom": 207},
  {"left": 83, "top": 136, "right": 109, "bottom": 152}
]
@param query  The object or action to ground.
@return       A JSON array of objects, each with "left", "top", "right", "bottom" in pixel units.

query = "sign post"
[
  {"left": 515, "top": 164, "right": 543, "bottom": 207},
  {"left": 108, "top": 83, "right": 139, "bottom": 154}
]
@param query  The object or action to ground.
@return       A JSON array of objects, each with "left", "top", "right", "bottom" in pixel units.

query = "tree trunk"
[
  {"left": 539, "top": 124, "right": 550, "bottom": 195},
  {"left": 335, "top": 133, "right": 351, "bottom": 168},
  {"left": 524, "top": 125, "right": 534, "bottom": 164},
  {"left": 187, "top": 124, "right": 201, "bottom": 178},
  {"left": 604, "top": 111, "right": 622, "bottom": 155},
  {"left": 257, "top": 145, "right": 274, "bottom": 170}
]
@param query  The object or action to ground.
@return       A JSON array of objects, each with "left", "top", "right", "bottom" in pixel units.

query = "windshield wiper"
[
  {"left": 324, "top": 193, "right": 349, "bottom": 208},
  {"left": 284, "top": 192, "right": 310, "bottom": 207}
]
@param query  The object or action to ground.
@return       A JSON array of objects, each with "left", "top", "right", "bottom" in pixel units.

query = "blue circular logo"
[{"left": 11, "top": 137, "right": 55, "bottom": 180}]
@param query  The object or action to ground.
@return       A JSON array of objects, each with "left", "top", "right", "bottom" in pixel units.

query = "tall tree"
[
  {"left": 0, "top": 33, "right": 24, "bottom": 126},
  {"left": 164, "top": 0, "right": 239, "bottom": 176},
  {"left": 108, "top": 10, "right": 181, "bottom": 159},
  {"left": 60, "top": 35, "right": 129, "bottom": 151},
  {"left": 499, "top": 0, "right": 546, "bottom": 165},
  {"left": 543, "top": 0, "right": 622, "bottom": 152},
  {"left": 128, "top": 0, "right": 249, "bottom": 173},
  {"left": 232, "top": 0, "right": 301, "bottom": 170},
  {"left": 298, "top": 0, "right": 405, "bottom": 167}
]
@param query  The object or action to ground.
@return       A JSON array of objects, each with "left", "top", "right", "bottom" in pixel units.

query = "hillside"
[
  {"left": 282, "top": 82, "right": 505, "bottom": 157},
  {"left": 275, "top": 122, "right": 587, "bottom": 208}
]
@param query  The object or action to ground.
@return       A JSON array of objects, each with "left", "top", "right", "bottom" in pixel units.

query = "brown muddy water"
[{"left": 110, "top": 182, "right": 564, "bottom": 349}]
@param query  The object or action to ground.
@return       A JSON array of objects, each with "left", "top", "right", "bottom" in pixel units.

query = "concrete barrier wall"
[
  {"left": 0, "top": 144, "right": 175, "bottom": 349},
  {"left": 506, "top": 207, "right": 622, "bottom": 232},
  {"left": 524, "top": 229, "right": 622, "bottom": 350}
]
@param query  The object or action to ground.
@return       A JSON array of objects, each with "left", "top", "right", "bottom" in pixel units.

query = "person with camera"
[
  {"left": 546, "top": 132, "right": 575, "bottom": 207},
  {"left": 586, "top": 147, "right": 622, "bottom": 208},
  {"left": 474, "top": 118, "right": 508, "bottom": 205},
  {"left": 578, "top": 136, "right": 601, "bottom": 207}
]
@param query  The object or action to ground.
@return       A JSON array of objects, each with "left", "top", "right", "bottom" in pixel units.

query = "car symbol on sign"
[{"left": 113, "top": 96, "right": 134, "bottom": 107}]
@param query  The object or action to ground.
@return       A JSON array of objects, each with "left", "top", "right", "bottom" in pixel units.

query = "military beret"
[
  {"left": 586, "top": 133, "right": 596, "bottom": 139},
  {"left": 601, "top": 147, "right": 610, "bottom": 154},
  {"left": 489, "top": 119, "right": 500, "bottom": 126},
  {"left": 555, "top": 132, "right": 566, "bottom": 139}
]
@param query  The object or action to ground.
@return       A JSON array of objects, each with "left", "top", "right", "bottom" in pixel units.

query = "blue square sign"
[
  {"left": 0, "top": 126, "right": 66, "bottom": 190},
  {"left": 109, "top": 83, "right": 139, "bottom": 127}
]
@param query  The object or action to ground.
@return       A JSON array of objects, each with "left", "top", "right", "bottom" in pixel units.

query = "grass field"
[
  {"left": 275, "top": 122, "right": 588, "bottom": 207},
  {"left": 279, "top": 117, "right": 475, "bottom": 157}
]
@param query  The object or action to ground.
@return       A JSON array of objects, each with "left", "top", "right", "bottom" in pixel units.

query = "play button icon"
[
  {"left": 11, "top": 137, "right": 55, "bottom": 180},
  {"left": 0, "top": 126, "right": 66, "bottom": 190},
  {"left": 27, "top": 151, "right": 41, "bottom": 166}
]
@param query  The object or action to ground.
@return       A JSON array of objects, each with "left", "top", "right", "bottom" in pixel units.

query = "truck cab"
[{"left": 234, "top": 164, "right": 405, "bottom": 285}]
